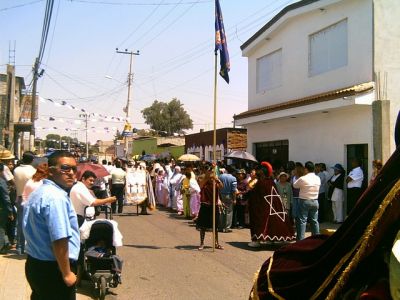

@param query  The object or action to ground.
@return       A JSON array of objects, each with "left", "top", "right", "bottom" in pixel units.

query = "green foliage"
[{"left": 141, "top": 98, "right": 193, "bottom": 136}]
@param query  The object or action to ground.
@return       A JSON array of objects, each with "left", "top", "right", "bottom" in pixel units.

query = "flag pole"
[{"left": 212, "top": 51, "right": 218, "bottom": 253}]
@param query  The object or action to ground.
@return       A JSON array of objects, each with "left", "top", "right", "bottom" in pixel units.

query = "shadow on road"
[
  {"left": 124, "top": 244, "right": 162, "bottom": 250},
  {"left": 226, "top": 241, "right": 284, "bottom": 252},
  {"left": 174, "top": 245, "right": 199, "bottom": 251}
]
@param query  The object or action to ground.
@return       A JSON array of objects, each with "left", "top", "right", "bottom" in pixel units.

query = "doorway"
[
  {"left": 346, "top": 143, "right": 368, "bottom": 190},
  {"left": 254, "top": 140, "right": 289, "bottom": 171}
]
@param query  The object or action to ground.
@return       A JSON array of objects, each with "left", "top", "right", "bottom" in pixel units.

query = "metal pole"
[
  {"left": 212, "top": 52, "right": 218, "bottom": 252},
  {"left": 85, "top": 114, "right": 89, "bottom": 158}
]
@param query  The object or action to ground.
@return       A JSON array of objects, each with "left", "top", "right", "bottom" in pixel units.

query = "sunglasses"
[{"left": 50, "top": 164, "right": 77, "bottom": 174}]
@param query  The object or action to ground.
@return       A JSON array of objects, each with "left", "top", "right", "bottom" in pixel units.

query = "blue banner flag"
[{"left": 215, "top": 0, "right": 230, "bottom": 84}]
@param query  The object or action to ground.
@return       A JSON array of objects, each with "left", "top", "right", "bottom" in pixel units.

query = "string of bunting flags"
[{"left": 40, "top": 97, "right": 128, "bottom": 122}]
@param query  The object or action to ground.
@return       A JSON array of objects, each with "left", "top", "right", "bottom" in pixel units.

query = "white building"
[{"left": 234, "top": 0, "right": 400, "bottom": 179}]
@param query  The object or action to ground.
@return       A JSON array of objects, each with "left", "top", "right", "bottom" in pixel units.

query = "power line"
[
  {"left": 67, "top": 0, "right": 211, "bottom": 6},
  {"left": 0, "top": 0, "right": 44, "bottom": 12}
]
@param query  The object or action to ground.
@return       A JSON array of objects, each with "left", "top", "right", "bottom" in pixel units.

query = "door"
[
  {"left": 346, "top": 143, "right": 368, "bottom": 190},
  {"left": 254, "top": 140, "right": 289, "bottom": 171}
]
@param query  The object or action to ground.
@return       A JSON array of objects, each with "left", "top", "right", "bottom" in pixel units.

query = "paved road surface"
[{"left": 0, "top": 206, "right": 337, "bottom": 299}]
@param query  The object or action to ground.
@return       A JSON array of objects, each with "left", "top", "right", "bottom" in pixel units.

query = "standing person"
[
  {"left": 0, "top": 150, "right": 17, "bottom": 250},
  {"left": 110, "top": 160, "right": 126, "bottom": 214},
  {"left": 293, "top": 161, "right": 321, "bottom": 241},
  {"left": 218, "top": 166, "right": 237, "bottom": 233},
  {"left": 276, "top": 172, "right": 293, "bottom": 213},
  {"left": 290, "top": 162, "right": 304, "bottom": 222},
  {"left": 22, "top": 157, "right": 48, "bottom": 205},
  {"left": 181, "top": 168, "right": 194, "bottom": 219},
  {"left": 169, "top": 166, "right": 185, "bottom": 215},
  {"left": 13, "top": 151, "right": 36, "bottom": 255},
  {"left": 235, "top": 169, "right": 248, "bottom": 229},
  {"left": 370, "top": 159, "right": 383, "bottom": 185},
  {"left": 315, "top": 163, "right": 328, "bottom": 222},
  {"left": 0, "top": 163, "right": 14, "bottom": 254},
  {"left": 70, "top": 171, "right": 116, "bottom": 227},
  {"left": 196, "top": 166, "right": 224, "bottom": 250},
  {"left": 346, "top": 158, "right": 364, "bottom": 215},
  {"left": 248, "top": 162, "right": 296, "bottom": 248},
  {"left": 23, "top": 150, "right": 80, "bottom": 300},
  {"left": 328, "top": 164, "right": 345, "bottom": 224}
]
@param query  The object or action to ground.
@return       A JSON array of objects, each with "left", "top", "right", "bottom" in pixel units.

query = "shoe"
[
  {"left": 215, "top": 244, "right": 224, "bottom": 250},
  {"left": 248, "top": 241, "right": 261, "bottom": 248},
  {"left": 223, "top": 229, "right": 232, "bottom": 233}
]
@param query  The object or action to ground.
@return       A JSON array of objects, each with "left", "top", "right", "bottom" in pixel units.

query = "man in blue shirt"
[
  {"left": 23, "top": 150, "right": 80, "bottom": 300},
  {"left": 218, "top": 166, "right": 237, "bottom": 233}
]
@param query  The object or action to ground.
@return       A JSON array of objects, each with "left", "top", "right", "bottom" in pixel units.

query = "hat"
[
  {"left": 278, "top": 172, "right": 289, "bottom": 178},
  {"left": 237, "top": 169, "right": 246, "bottom": 174},
  {"left": 332, "top": 163, "right": 344, "bottom": 171},
  {"left": 0, "top": 149, "right": 15, "bottom": 160}
]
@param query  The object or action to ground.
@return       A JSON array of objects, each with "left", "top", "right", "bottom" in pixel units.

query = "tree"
[{"left": 141, "top": 98, "right": 193, "bottom": 136}]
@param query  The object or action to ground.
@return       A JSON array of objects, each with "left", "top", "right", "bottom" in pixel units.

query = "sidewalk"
[{"left": 0, "top": 250, "right": 91, "bottom": 300}]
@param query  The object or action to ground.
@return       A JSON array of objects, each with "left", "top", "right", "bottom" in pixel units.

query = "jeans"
[
  {"left": 219, "top": 194, "right": 233, "bottom": 231},
  {"left": 296, "top": 199, "right": 319, "bottom": 241},
  {"left": 16, "top": 196, "right": 25, "bottom": 253}
]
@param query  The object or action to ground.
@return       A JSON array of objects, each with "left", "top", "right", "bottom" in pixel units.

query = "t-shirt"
[
  {"left": 111, "top": 168, "right": 126, "bottom": 185},
  {"left": 70, "top": 181, "right": 96, "bottom": 217},
  {"left": 13, "top": 164, "right": 37, "bottom": 197},
  {"left": 293, "top": 173, "right": 321, "bottom": 200},
  {"left": 347, "top": 167, "right": 364, "bottom": 188}
]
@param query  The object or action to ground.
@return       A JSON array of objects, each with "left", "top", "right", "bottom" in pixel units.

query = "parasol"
[
  {"left": 225, "top": 150, "right": 258, "bottom": 162},
  {"left": 178, "top": 153, "right": 200, "bottom": 162},
  {"left": 76, "top": 163, "right": 110, "bottom": 180}
]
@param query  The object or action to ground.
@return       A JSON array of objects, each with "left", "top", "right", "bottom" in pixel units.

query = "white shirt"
[
  {"left": 22, "top": 179, "right": 43, "bottom": 205},
  {"left": 13, "top": 164, "right": 37, "bottom": 196},
  {"left": 70, "top": 181, "right": 96, "bottom": 217},
  {"left": 3, "top": 165, "right": 14, "bottom": 181},
  {"left": 293, "top": 172, "right": 321, "bottom": 200},
  {"left": 347, "top": 167, "right": 364, "bottom": 188},
  {"left": 111, "top": 168, "right": 126, "bottom": 185}
]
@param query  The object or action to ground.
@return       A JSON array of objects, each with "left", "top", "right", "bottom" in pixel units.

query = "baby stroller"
[{"left": 80, "top": 206, "right": 123, "bottom": 300}]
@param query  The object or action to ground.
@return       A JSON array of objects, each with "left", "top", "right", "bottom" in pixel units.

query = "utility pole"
[
  {"left": 116, "top": 48, "right": 139, "bottom": 158},
  {"left": 29, "top": 57, "right": 40, "bottom": 151},
  {"left": 79, "top": 113, "right": 89, "bottom": 159}
]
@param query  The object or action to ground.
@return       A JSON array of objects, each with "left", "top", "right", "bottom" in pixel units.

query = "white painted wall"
[
  {"left": 246, "top": 0, "right": 373, "bottom": 110},
  {"left": 374, "top": 0, "right": 400, "bottom": 151},
  {"left": 246, "top": 105, "right": 373, "bottom": 178}
]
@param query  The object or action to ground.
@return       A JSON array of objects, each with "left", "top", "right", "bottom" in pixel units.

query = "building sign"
[
  {"left": 19, "top": 94, "right": 38, "bottom": 122},
  {"left": 122, "top": 122, "right": 133, "bottom": 137}
]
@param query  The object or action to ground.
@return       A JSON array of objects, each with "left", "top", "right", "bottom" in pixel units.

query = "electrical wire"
[
  {"left": 0, "top": 0, "right": 44, "bottom": 12},
  {"left": 68, "top": 0, "right": 211, "bottom": 6}
]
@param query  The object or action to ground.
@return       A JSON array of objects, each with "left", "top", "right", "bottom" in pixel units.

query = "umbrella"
[
  {"left": 178, "top": 154, "right": 200, "bottom": 162},
  {"left": 225, "top": 150, "right": 258, "bottom": 162},
  {"left": 76, "top": 163, "right": 109, "bottom": 180}
]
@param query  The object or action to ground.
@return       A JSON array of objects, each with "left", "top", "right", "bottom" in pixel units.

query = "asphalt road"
[{"left": 78, "top": 206, "right": 275, "bottom": 300}]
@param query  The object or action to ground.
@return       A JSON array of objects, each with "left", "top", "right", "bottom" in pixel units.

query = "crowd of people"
[{"left": 0, "top": 147, "right": 384, "bottom": 298}]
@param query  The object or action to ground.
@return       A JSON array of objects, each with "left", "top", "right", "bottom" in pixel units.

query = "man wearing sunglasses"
[{"left": 23, "top": 150, "right": 80, "bottom": 300}]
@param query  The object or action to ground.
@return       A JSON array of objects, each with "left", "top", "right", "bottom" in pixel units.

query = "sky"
[{"left": 0, "top": 0, "right": 297, "bottom": 144}]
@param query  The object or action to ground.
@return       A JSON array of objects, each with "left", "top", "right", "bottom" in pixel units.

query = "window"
[
  {"left": 309, "top": 19, "right": 348, "bottom": 76},
  {"left": 256, "top": 48, "right": 282, "bottom": 93}
]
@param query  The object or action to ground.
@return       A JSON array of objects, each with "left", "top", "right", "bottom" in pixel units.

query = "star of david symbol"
[{"left": 264, "top": 186, "right": 287, "bottom": 222}]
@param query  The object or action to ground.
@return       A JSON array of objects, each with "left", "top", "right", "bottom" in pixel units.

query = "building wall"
[
  {"left": 246, "top": 0, "right": 373, "bottom": 110},
  {"left": 132, "top": 138, "right": 157, "bottom": 156},
  {"left": 373, "top": 0, "right": 400, "bottom": 151},
  {"left": 246, "top": 105, "right": 373, "bottom": 178}
]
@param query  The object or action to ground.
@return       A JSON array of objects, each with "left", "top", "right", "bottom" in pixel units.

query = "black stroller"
[{"left": 81, "top": 206, "right": 122, "bottom": 300}]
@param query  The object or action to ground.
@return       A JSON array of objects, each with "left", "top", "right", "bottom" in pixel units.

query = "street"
[{"left": 79, "top": 206, "right": 274, "bottom": 300}]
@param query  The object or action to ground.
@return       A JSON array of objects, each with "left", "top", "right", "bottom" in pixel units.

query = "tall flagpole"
[{"left": 212, "top": 51, "right": 218, "bottom": 252}]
